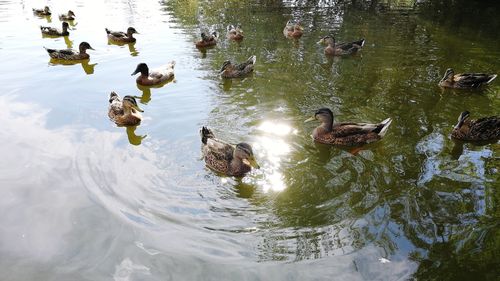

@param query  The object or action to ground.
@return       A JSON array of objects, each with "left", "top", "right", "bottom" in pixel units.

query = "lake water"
[{"left": 0, "top": 0, "right": 499, "bottom": 280}]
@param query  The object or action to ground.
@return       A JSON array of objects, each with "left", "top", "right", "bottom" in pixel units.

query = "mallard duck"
[
  {"left": 439, "top": 68, "right": 497, "bottom": 89},
  {"left": 131, "top": 62, "right": 175, "bottom": 86},
  {"left": 105, "top": 27, "right": 139, "bottom": 43},
  {"left": 195, "top": 32, "right": 217, "bottom": 48},
  {"left": 200, "top": 127, "right": 260, "bottom": 177},
  {"left": 305, "top": 108, "right": 392, "bottom": 146},
  {"left": 220, "top": 55, "right": 256, "bottom": 78},
  {"left": 33, "top": 6, "right": 51, "bottom": 16},
  {"left": 45, "top": 41, "right": 94, "bottom": 60},
  {"left": 59, "top": 10, "right": 75, "bottom": 21},
  {"left": 451, "top": 111, "right": 500, "bottom": 141},
  {"left": 318, "top": 36, "right": 365, "bottom": 56},
  {"left": 108, "top": 92, "right": 143, "bottom": 126},
  {"left": 227, "top": 24, "right": 243, "bottom": 41},
  {"left": 40, "top": 22, "right": 69, "bottom": 36},
  {"left": 283, "top": 20, "right": 304, "bottom": 38}
]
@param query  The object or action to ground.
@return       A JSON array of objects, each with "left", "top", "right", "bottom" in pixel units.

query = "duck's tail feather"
[
  {"left": 44, "top": 47, "right": 56, "bottom": 54},
  {"left": 355, "top": 38, "right": 365, "bottom": 47},
  {"left": 487, "top": 74, "right": 497, "bottom": 84},
  {"left": 376, "top": 118, "right": 392, "bottom": 137},
  {"left": 201, "top": 126, "right": 215, "bottom": 144},
  {"left": 105, "top": 28, "right": 111, "bottom": 34},
  {"left": 247, "top": 55, "right": 256, "bottom": 65},
  {"left": 109, "top": 91, "right": 119, "bottom": 103}
]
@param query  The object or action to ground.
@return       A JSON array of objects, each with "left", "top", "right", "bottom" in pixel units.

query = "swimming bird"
[
  {"left": 131, "top": 62, "right": 175, "bottom": 86},
  {"left": 451, "top": 111, "right": 500, "bottom": 141},
  {"left": 200, "top": 127, "right": 260, "bottom": 177},
  {"left": 227, "top": 24, "right": 243, "bottom": 41},
  {"left": 220, "top": 55, "right": 256, "bottom": 78},
  {"left": 33, "top": 6, "right": 51, "bottom": 16},
  {"left": 45, "top": 41, "right": 94, "bottom": 60},
  {"left": 40, "top": 22, "right": 69, "bottom": 36},
  {"left": 105, "top": 27, "right": 139, "bottom": 43},
  {"left": 108, "top": 92, "right": 143, "bottom": 126},
  {"left": 59, "top": 10, "right": 75, "bottom": 21},
  {"left": 318, "top": 36, "right": 365, "bottom": 56},
  {"left": 195, "top": 32, "right": 217, "bottom": 48},
  {"left": 305, "top": 108, "right": 392, "bottom": 146},
  {"left": 439, "top": 68, "right": 497, "bottom": 89}
]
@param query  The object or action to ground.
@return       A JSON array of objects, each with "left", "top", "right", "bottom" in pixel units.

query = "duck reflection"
[
  {"left": 108, "top": 40, "right": 139, "bottom": 56},
  {"left": 64, "top": 36, "right": 73, "bottom": 49},
  {"left": 48, "top": 58, "right": 97, "bottom": 75},
  {"left": 126, "top": 126, "right": 147, "bottom": 146}
]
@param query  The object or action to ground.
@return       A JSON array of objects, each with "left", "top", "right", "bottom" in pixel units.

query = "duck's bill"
[
  {"left": 131, "top": 69, "right": 139, "bottom": 75},
  {"left": 304, "top": 116, "right": 316, "bottom": 123},
  {"left": 244, "top": 157, "right": 260, "bottom": 169},
  {"left": 89, "top": 47, "right": 95, "bottom": 50},
  {"left": 317, "top": 38, "right": 324, "bottom": 44}
]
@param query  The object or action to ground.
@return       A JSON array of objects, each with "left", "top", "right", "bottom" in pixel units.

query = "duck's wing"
[
  {"left": 333, "top": 120, "right": 390, "bottom": 137},
  {"left": 41, "top": 26, "right": 58, "bottom": 33},
  {"left": 234, "top": 56, "right": 256, "bottom": 71},
  {"left": 470, "top": 116, "right": 500, "bottom": 139},
  {"left": 454, "top": 73, "right": 497, "bottom": 88},
  {"left": 106, "top": 28, "right": 127, "bottom": 38},
  {"left": 204, "top": 138, "right": 234, "bottom": 161},
  {"left": 58, "top": 48, "right": 76, "bottom": 55},
  {"left": 150, "top": 62, "right": 176, "bottom": 79}
]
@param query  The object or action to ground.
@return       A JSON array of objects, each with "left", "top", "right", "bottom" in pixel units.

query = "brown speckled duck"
[
  {"left": 227, "top": 24, "right": 243, "bottom": 41},
  {"left": 106, "top": 27, "right": 139, "bottom": 43},
  {"left": 59, "top": 10, "right": 75, "bottom": 21},
  {"left": 33, "top": 6, "right": 51, "bottom": 16},
  {"left": 283, "top": 20, "right": 304, "bottom": 38},
  {"left": 220, "top": 55, "right": 256, "bottom": 78},
  {"left": 200, "top": 127, "right": 260, "bottom": 177},
  {"left": 451, "top": 111, "right": 500, "bottom": 141},
  {"left": 195, "top": 32, "right": 217, "bottom": 48},
  {"left": 305, "top": 108, "right": 392, "bottom": 146},
  {"left": 108, "top": 92, "right": 143, "bottom": 126},
  {"left": 318, "top": 36, "right": 365, "bottom": 56},
  {"left": 40, "top": 22, "right": 69, "bottom": 36},
  {"left": 45, "top": 41, "right": 94, "bottom": 60},
  {"left": 439, "top": 68, "right": 497, "bottom": 89},
  {"left": 131, "top": 62, "right": 175, "bottom": 86}
]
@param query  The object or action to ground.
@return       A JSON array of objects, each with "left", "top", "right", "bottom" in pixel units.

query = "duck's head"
[
  {"left": 109, "top": 91, "right": 119, "bottom": 103},
  {"left": 305, "top": 108, "right": 334, "bottom": 124},
  {"left": 131, "top": 63, "right": 149, "bottom": 76},
  {"left": 440, "top": 68, "right": 455, "bottom": 83},
  {"left": 123, "top": 96, "right": 144, "bottom": 113},
  {"left": 285, "top": 20, "right": 294, "bottom": 26},
  {"left": 220, "top": 60, "right": 232, "bottom": 73},
  {"left": 235, "top": 143, "right": 260, "bottom": 169},
  {"left": 68, "top": 10, "right": 75, "bottom": 17},
  {"left": 79, "top": 42, "right": 94, "bottom": 52},
  {"left": 236, "top": 24, "right": 243, "bottom": 32},
  {"left": 294, "top": 22, "right": 304, "bottom": 31},
  {"left": 127, "top": 27, "right": 139, "bottom": 35},
  {"left": 227, "top": 24, "right": 235, "bottom": 32},
  {"left": 44, "top": 6, "right": 50, "bottom": 13},
  {"left": 318, "top": 35, "right": 335, "bottom": 45},
  {"left": 454, "top": 111, "right": 470, "bottom": 130}
]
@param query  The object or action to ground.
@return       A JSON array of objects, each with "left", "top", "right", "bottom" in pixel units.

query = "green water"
[{"left": 0, "top": 0, "right": 499, "bottom": 280}]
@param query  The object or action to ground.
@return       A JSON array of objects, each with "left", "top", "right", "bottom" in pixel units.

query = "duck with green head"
[
  {"left": 438, "top": 68, "right": 497, "bottom": 89},
  {"left": 305, "top": 108, "right": 392, "bottom": 146},
  {"left": 106, "top": 27, "right": 139, "bottom": 43},
  {"left": 45, "top": 41, "right": 94, "bottom": 60},
  {"left": 33, "top": 6, "right": 51, "bottom": 16},
  {"left": 200, "top": 127, "right": 260, "bottom": 177},
  {"left": 220, "top": 55, "right": 256, "bottom": 78},
  {"left": 59, "top": 10, "right": 75, "bottom": 21},
  {"left": 451, "top": 111, "right": 500, "bottom": 141},
  {"left": 108, "top": 92, "right": 144, "bottom": 126},
  {"left": 40, "top": 22, "right": 69, "bottom": 36},
  {"left": 131, "top": 61, "right": 175, "bottom": 86},
  {"left": 318, "top": 36, "right": 365, "bottom": 56}
]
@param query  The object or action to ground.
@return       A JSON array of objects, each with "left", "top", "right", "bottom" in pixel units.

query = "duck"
[
  {"left": 105, "top": 27, "right": 139, "bottom": 43},
  {"left": 131, "top": 62, "right": 175, "bottom": 86},
  {"left": 195, "top": 32, "right": 217, "bottom": 48},
  {"left": 200, "top": 127, "right": 260, "bottom": 177},
  {"left": 59, "top": 10, "right": 75, "bottom": 21},
  {"left": 305, "top": 108, "right": 392, "bottom": 146},
  {"left": 40, "top": 22, "right": 69, "bottom": 36},
  {"left": 108, "top": 92, "right": 143, "bottom": 126},
  {"left": 227, "top": 24, "right": 244, "bottom": 41},
  {"left": 438, "top": 68, "right": 497, "bottom": 89},
  {"left": 451, "top": 111, "right": 500, "bottom": 141},
  {"left": 220, "top": 55, "right": 256, "bottom": 78},
  {"left": 33, "top": 6, "right": 51, "bottom": 16},
  {"left": 45, "top": 41, "right": 94, "bottom": 60},
  {"left": 284, "top": 20, "right": 304, "bottom": 38},
  {"left": 318, "top": 36, "right": 365, "bottom": 56}
]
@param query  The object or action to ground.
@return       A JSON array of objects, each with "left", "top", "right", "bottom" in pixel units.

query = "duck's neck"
[
  {"left": 320, "top": 118, "right": 334, "bottom": 132},
  {"left": 127, "top": 31, "right": 135, "bottom": 38},
  {"left": 62, "top": 25, "right": 68, "bottom": 32},
  {"left": 79, "top": 47, "right": 87, "bottom": 54}
]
